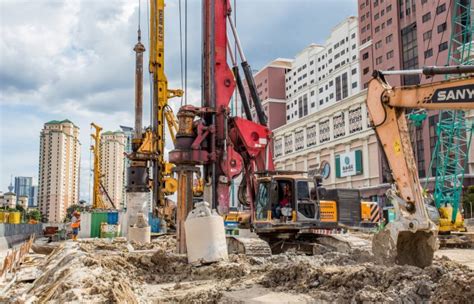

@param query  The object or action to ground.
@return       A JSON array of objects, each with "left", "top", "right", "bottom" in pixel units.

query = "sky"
[{"left": 0, "top": 0, "right": 357, "bottom": 201}]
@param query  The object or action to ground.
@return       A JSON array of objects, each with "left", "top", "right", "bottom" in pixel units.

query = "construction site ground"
[{"left": 1, "top": 230, "right": 473, "bottom": 304}]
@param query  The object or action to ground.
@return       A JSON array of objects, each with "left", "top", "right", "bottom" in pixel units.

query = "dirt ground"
[{"left": 2, "top": 235, "right": 473, "bottom": 304}]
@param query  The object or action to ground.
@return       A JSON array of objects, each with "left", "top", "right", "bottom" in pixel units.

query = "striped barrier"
[{"left": 370, "top": 204, "right": 381, "bottom": 223}]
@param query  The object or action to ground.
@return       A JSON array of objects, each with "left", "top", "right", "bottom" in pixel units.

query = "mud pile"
[
  {"left": 5, "top": 237, "right": 474, "bottom": 303},
  {"left": 260, "top": 251, "right": 474, "bottom": 303}
]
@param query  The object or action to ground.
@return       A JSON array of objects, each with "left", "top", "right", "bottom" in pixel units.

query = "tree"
[
  {"left": 64, "top": 204, "right": 86, "bottom": 222},
  {"left": 28, "top": 209, "right": 42, "bottom": 221},
  {"left": 462, "top": 185, "right": 474, "bottom": 219}
]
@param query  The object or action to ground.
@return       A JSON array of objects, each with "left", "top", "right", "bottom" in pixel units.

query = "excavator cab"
[{"left": 254, "top": 175, "right": 318, "bottom": 224}]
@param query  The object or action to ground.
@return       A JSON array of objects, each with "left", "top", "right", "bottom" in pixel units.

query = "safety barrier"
[{"left": 0, "top": 235, "right": 35, "bottom": 279}]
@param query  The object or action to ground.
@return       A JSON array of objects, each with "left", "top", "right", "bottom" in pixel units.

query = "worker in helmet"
[{"left": 71, "top": 211, "right": 81, "bottom": 241}]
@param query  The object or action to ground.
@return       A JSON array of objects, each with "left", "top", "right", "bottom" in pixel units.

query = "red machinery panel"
[{"left": 232, "top": 117, "right": 272, "bottom": 157}]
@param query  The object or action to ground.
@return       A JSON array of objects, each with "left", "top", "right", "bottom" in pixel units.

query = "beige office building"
[
  {"left": 38, "top": 120, "right": 81, "bottom": 223},
  {"left": 274, "top": 90, "right": 391, "bottom": 202},
  {"left": 100, "top": 131, "right": 126, "bottom": 209}
]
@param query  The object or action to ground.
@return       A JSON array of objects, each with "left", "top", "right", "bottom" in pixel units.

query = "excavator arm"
[{"left": 367, "top": 71, "right": 473, "bottom": 267}]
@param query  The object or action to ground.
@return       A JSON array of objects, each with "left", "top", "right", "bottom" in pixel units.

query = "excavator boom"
[{"left": 367, "top": 72, "right": 473, "bottom": 267}]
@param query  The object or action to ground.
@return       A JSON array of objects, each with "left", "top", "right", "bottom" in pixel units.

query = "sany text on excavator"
[{"left": 367, "top": 66, "right": 474, "bottom": 267}]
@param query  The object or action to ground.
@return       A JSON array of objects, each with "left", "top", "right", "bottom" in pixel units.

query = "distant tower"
[
  {"left": 38, "top": 119, "right": 81, "bottom": 223},
  {"left": 8, "top": 176, "right": 13, "bottom": 192},
  {"left": 100, "top": 130, "right": 126, "bottom": 209}
]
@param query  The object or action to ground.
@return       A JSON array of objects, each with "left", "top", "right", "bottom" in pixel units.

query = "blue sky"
[{"left": 0, "top": 0, "right": 357, "bottom": 201}]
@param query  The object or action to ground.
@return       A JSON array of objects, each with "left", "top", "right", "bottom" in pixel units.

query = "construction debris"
[{"left": 2, "top": 235, "right": 473, "bottom": 303}]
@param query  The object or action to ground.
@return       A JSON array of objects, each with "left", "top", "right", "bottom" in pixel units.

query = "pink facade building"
[
  {"left": 358, "top": 0, "right": 452, "bottom": 88},
  {"left": 357, "top": 0, "right": 473, "bottom": 187},
  {"left": 243, "top": 58, "right": 292, "bottom": 130}
]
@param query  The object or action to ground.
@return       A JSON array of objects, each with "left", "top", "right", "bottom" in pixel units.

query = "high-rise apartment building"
[
  {"left": 357, "top": 0, "right": 473, "bottom": 187},
  {"left": 100, "top": 131, "right": 126, "bottom": 209},
  {"left": 38, "top": 119, "right": 81, "bottom": 223},
  {"left": 14, "top": 176, "right": 33, "bottom": 206},
  {"left": 358, "top": 0, "right": 452, "bottom": 87},
  {"left": 243, "top": 58, "right": 292, "bottom": 130},
  {"left": 120, "top": 126, "right": 133, "bottom": 209},
  {"left": 285, "top": 17, "right": 360, "bottom": 123}
]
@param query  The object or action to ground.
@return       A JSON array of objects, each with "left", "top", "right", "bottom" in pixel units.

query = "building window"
[
  {"left": 319, "top": 120, "right": 330, "bottom": 143},
  {"left": 375, "top": 40, "right": 382, "bottom": 49},
  {"left": 387, "top": 18, "right": 392, "bottom": 26},
  {"left": 436, "top": 3, "right": 446, "bottom": 15},
  {"left": 422, "top": 12, "right": 431, "bottom": 23},
  {"left": 401, "top": 23, "right": 420, "bottom": 85},
  {"left": 363, "top": 67, "right": 370, "bottom": 75},
  {"left": 375, "top": 26, "right": 380, "bottom": 33},
  {"left": 362, "top": 52, "right": 369, "bottom": 60},
  {"left": 376, "top": 56, "right": 383, "bottom": 65},
  {"left": 306, "top": 125, "right": 317, "bottom": 147},
  {"left": 349, "top": 106, "right": 363, "bottom": 133},
  {"left": 386, "top": 34, "right": 393, "bottom": 43},
  {"left": 374, "top": 13, "right": 379, "bottom": 20},
  {"left": 386, "top": 50, "right": 394, "bottom": 59},
  {"left": 439, "top": 41, "right": 448, "bottom": 52},
  {"left": 284, "top": 134, "right": 293, "bottom": 154},
  {"left": 424, "top": 48, "right": 433, "bottom": 59},
  {"left": 352, "top": 82, "right": 358, "bottom": 89},
  {"left": 335, "top": 73, "right": 348, "bottom": 101},
  {"left": 352, "top": 68, "right": 357, "bottom": 75},
  {"left": 386, "top": 4, "right": 392, "bottom": 12},
  {"left": 295, "top": 130, "right": 305, "bottom": 151},
  {"left": 303, "top": 94, "right": 308, "bottom": 116},
  {"left": 333, "top": 112, "right": 346, "bottom": 139},
  {"left": 437, "top": 22, "right": 447, "bottom": 33},
  {"left": 423, "top": 30, "right": 432, "bottom": 41}
]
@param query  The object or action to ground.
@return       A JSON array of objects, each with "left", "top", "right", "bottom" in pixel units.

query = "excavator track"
[
  {"left": 226, "top": 236, "right": 272, "bottom": 257},
  {"left": 438, "top": 232, "right": 474, "bottom": 248}
]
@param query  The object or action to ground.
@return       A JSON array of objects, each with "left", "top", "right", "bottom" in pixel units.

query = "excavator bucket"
[
  {"left": 372, "top": 224, "right": 438, "bottom": 268},
  {"left": 372, "top": 190, "right": 439, "bottom": 268}
]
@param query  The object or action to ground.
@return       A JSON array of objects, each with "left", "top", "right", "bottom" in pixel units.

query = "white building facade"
[
  {"left": 38, "top": 120, "right": 81, "bottom": 223},
  {"left": 100, "top": 131, "right": 126, "bottom": 209},
  {"left": 285, "top": 17, "right": 360, "bottom": 123},
  {"left": 274, "top": 91, "right": 390, "bottom": 202}
]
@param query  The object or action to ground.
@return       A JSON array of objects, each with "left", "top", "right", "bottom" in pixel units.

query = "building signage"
[
  {"left": 321, "top": 161, "right": 331, "bottom": 179},
  {"left": 340, "top": 151, "right": 356, "bottom": 177},
  {"left": 335, "top": 150, "right": 363, "bottom": 178}
]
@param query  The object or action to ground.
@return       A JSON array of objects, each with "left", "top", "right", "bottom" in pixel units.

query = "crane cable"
[
  {"left": 178, "top": 0, "right": 188, "bottom": 106},
  {"left": 179, "top": 0, "right": 184, "bottom": 106},
  {"left": 147, "top": 0, "right": 153, "bottom": 127},
  {"left": 88, "top": 124, "right": 93, "bottom": 205},
  {"left": 185, "top": 0, "right": 188, "bottom": 105}
]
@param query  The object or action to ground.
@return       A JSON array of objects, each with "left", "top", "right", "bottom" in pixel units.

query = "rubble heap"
[{"left": 4, "top": 236, "right": 473, "bottom": 303}]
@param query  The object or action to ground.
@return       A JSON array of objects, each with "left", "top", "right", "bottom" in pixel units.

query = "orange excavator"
[{"left": 367, "top": 66, "right": 473, "bottom": 267}]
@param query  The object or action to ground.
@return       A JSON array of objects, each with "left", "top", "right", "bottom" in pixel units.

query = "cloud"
[{"left": 0, "top": 0, "right": 357, "bottom": 199}]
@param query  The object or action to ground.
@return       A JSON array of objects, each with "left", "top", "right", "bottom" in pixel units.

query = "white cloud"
[{"left": 0, "top": 0, "right": 357, "bottom": 199}]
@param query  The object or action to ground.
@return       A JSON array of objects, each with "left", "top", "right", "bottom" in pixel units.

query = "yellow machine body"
[
  {"left": 319, "top": 200, "right": 338, "bottom": 223},
  {"left": 438, "top": 205, "right": 466, "bottom": 233}
]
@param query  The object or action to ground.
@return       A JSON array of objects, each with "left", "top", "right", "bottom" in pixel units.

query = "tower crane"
[
  {"left": 429, "top": 0, "right": 473, "bottom": 229},
  {"left": 90, "top": 123, "right": 116, "bottom": 209}
]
